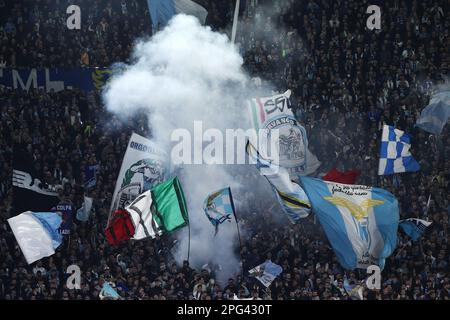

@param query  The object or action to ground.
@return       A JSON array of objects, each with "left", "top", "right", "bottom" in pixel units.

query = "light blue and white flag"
[
  {"left": 399, "top": 218, "right": 432, "bottom": 241},
  {"left": 99, "top": 282, "right": 121, "bottom": 300},
  {"left": 249, "top": 260, "right": 283, "bottom": 288},
  {"left": 246, "top": 141, "right": 311, "bottom": 223},
  {"left": 203, "top": 187, "right": 236, "bottom": 235},
  {"left": 76, "top": 196, "right": 93, "bottom": 222},
  {"left": 147, "top": 0, "right": 208, "bottom": 31},
  {"left": 8, "top": 211, "right": 62, "bottom": 264},
  {"left": 300, "top": 177, "right": 399, "bottom": 270},
  {"left": 247, "top": 90, "right": 321, "bottom": 178},
  {"left": 378, "top": 124, "right": 420, "bottom": 175},
  {"left": 416, "top": 90, "right": 450, "bottom": 135}
]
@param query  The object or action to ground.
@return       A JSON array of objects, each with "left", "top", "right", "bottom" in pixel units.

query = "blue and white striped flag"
[
  {"left": 378, "top": 124, "right": 420, "bottom": 175},
  {"left": 300, "top": 177, "right": 399, "bottom": 270},
  {"left": 399, "top": 218, "right": 432, "bottom": 241},
  {"left": 203, "top": 187, "right": 236, "bottom": 235},
  {"left": 416, "top": 90, "right": 450, "bottom": 135}
]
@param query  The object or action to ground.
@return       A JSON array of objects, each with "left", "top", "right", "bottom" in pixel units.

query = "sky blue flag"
[
  {"left": 249, "top": 260, "right": 283, "bottom": 288},
  {"left": 100, "top": 282, "right": 120, "bottom": 300},
  {"left": 378, "top": 124, "right": 420, "bottom": 175},
  {"left": 146, "top": 0, "right": 207, "bottom": 32},
  {"left": 31, "top": 212, "right": 63, "bottom": 249},
  {"left": 399, "top": 218, "right": 432, "bottom": 241},
  {"left": 416, "top": 90, "right": 450, "bottom": 135},
  {"left": 300, "top": 177, "right": 399, "bottom": 270},
  {"left": 203, "top": 187, "right": 236, "bottom": 235}
]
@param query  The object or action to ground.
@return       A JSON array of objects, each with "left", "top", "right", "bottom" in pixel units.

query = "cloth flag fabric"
[
  {"left": 105, "top": 210, "right": 136, "bottom": 246},
  {"left": 343, "top": 277, "right": 364, "bottom": 300},
  {"left": 147, "top": 0, "right": 208, "bottom": 31},
  {"left": 76, "top": 196, "right": 93, "bottom": 222},
  {"left": 110, "top": 133, "right": 168, "bottom": 217},
  {"left": 203, "top": 187, "right": 236, "bottom": 235},
  {"left": 124, "top": 177, "right": 189, "bottom": 240},
  {"left": 247, "top": 89, "right": 321, "bottom": 177},
  {"left": 12, "top": 144, "right": 60, "bottom": 215},
  {"left": 8, "top": 211, "right": 62, "bottom": 264},
  {"left": 51, "top": 203, "right": 73, "bottom": 235},
  {"left": 416, "top": 90, "right": 450, "bottom": 135},
  {"left": 248, "top": 260, "right": 283, "bottom": 288},
  {"left": 399, "top": 218, "right": 432, "bottom": 241},
  {"left": 99, "top": 282, "right": 120, "bottom": 300},
  {"left": 247, "top": 142, "right": 311, "bottom": 223},
  {"left": 84, "top": 164, "right": 99, "bottom": 189},
  {"left": 300, "top": 177, "right": 399, "bottom": 270},
  {"left": 378, "top": 124, "right": 420, "bottom": 175},
  {"left": 323, "top": 167, "right": 361, "bottom": 184}
]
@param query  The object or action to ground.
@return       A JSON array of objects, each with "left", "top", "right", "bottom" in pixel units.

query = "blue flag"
[
  {"left": 146, "top": 0, "right": 208, "bottom": 32},
  {"left": 378, "top": 124, "right": 420, "bottom": 175},
  {"left": 203, "top": 187, "right": 236, "bottom": 235},
  {"left": 84, "top": 164, "right": 99, "bottom": 189},
  {"left": 416, "top": 90, "right": 450, "bottom": 135},
  {"left": 399, "top": 218, "right": 432, "bottom": 241},
  {"left": 300, "top": 177, "right": 399, "bottom": 270},
  {"left": 100, "top": 282, "right": 120, "bottom": 300},
  {"left": 249, "top": 260, "right": 283, "bottom": 288}
]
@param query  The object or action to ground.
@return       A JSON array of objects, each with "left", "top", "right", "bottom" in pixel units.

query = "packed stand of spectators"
[{"left": 1, "top": 0, "right": 449, "bottom": 300}]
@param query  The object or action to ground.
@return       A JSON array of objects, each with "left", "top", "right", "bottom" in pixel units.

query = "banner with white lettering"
[
  {"left": 0, "top": 67, "right": 119, "bottom": 92},
  {"left": 109, "top": 133, "right": 168, "bottom": 217},
  {"left": 247, "top": 90, "right": 320, "bottom": 177}
]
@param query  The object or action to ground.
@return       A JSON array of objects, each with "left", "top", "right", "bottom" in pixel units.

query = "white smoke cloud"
[{"left": 103, "top": 14, "right": 264, "bottom": 284}]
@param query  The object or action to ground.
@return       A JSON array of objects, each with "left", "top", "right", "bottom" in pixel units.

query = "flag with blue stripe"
[
  {"left": 146, "top": 0, "right": 208, "bottom": 31},
  {"left": 416, "top": 90, "right": 450, "bottom": 135},
  {"left": 246, "top": 141, "right": 311, "bottom": 223},
  {"left": 300, "top": 177, "right": 399, "bottom": 270},
  {"left": 203, "top": 187, "right": 235, "bottom": 235},
  {"left": 399, "top": 218, "right": 432, "bottom": 241},
  {"left": 378, "top": 124, "right": 420, "bottom": 175}
]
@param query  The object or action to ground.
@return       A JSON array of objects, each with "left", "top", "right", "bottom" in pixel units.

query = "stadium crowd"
[{"left": 0, "top": 0, "right": 449, "bottom": 300}]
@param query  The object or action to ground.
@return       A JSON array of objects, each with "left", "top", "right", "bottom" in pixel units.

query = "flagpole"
[
  {"left": 228, "top": 187, "right": 244, "bottom": 277},
  {"left": 231, "top": 0, "right": 240, "bottom": 43},
  {"left": 187, "top": 215, "right": 191, "bottom": 263}
]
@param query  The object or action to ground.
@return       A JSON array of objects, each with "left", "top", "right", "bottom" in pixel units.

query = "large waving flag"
[
  {"left": 106, "top": 177, "right": 188, "bottom": 245},
  {"left": 203, "top": 187, "right": 236, "bottom": 235},
  {"left": 300, "top": 177, "right": 399, "bottom": 270},
  {"left": 416, "top": 90, "right": 450, "bottom": 135},
  {"left": 378, "top": 124, "right": 420, "bottom": 175},
  {"left": 12, "top": 144, "right": 60, "bottom": 215},
  {"left": 399, "top": 218, "right": 432, "bottom": 241},
  {"left": 247, "top": 142, "right": 311, "bottom": 223},
  {"left": 8, "top": 211, "right": 62, "bottom": 264},
  {"left": 247, "top": 90, "right": 320, "bottom": 177},
  {"left": 147, "top": 0, "right": 208, "bottom": 31},
  {"left": 126, "top": 177, "right": 188, "bottom": 240},
  {"left": 249, "top": 260, "right": 283, "bottom": 288},
  {"left": 110, "top": 133, "right": 168, "bottom": 217}
]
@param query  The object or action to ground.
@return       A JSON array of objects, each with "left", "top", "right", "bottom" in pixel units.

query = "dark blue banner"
[
  {"left": 52, "top": 203, "right": 74, "bottom": 235},
  {"left": 0, "top": 67, "right": 115, "bottom": 92}
]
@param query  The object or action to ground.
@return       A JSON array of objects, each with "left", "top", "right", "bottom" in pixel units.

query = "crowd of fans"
[{"left": 0, "top": 0, "right": 449, "bottom": 300}]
